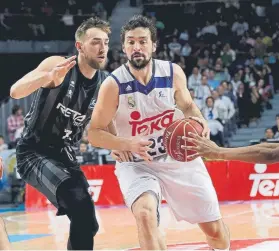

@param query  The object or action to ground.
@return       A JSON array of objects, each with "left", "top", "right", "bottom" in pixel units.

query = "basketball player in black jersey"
[{"left": 9, "top": 17, "right": 110, "bottom": 250}]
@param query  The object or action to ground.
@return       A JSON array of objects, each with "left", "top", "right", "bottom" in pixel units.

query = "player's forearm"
[
  {"left": 218, "top": 144, "right": 279, "bottom": 163},
  {"left": 88, "top": 128, "right": 131, "bottom": 151},
  {"left": 185, "top": 102, "right": 206, "bottom": 122},
  {"left": 10, "top": 71, "right": 52, "bottom": 99}
]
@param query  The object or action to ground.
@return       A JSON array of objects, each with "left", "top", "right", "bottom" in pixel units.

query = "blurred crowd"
[
  {"left": 0, "top": 0, "right": 118, "bottom": 40},
  {"left": 1, "top": 0, "right": 279, "bottom": 163}
]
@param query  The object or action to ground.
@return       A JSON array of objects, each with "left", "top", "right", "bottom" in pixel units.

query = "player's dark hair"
[
  {"left": 121, "top": 15, "right": 157, "bottom": 44},
  {"left": 75, "top": 16, "right": 111, "bottom": 41}
]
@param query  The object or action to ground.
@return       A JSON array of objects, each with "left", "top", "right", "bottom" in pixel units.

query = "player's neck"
[
  {"left": 128, "top": 60, "right": 153, "bottom": 86},
  {"left": 77, "top": 55, "right": 97, "bottom": 80}
]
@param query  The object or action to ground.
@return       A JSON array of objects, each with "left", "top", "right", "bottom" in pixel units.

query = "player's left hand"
[
  {"left": 111, "top": 150, "right": 134, "bottom": 162},
  {"left": 189, "top": 116, "right": 210, "bottom": 139},
  {"left": 0, "top": 157, "right": 3, "bottom": 180},
  {"left": 182, "top": 132, "right": 220, "bottom": 160}
]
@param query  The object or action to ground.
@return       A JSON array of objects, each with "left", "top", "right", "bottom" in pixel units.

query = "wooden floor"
[{"left": 1, "top": 200, "right": 279, "bottom": 250}]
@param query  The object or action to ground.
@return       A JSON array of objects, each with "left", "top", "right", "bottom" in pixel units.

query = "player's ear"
[
  {"left": 75, "top": 41, "right": 83, "bottom": 54},
  {"left": 152, "top": 42, "right": 157, "bottom": 53},
  {"left": 122, "top": 43, "right": 126, "bottom": 54}
]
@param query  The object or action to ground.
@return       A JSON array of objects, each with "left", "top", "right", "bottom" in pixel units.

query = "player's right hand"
[
  {"left": 0, "top": 157, "right": 3, "bottom": 180},
  {"left": 129, "top": 139, "right": 153, "bottom": 162},
  {"left": 48, "top": 55, "right": 76, "bottom": 82},
  {"left": 182, "top": 132, "right": 220, "bottom": 160},
  {"left": 111, "top": 150, "right": 134, "bottom": 162}
]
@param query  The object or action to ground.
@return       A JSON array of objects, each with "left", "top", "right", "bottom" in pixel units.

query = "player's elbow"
[
  {"left": 267, "top": 149, "right": 279, "bottom": 163},
  {"left": 260, "top": 149, "right": 279, "bottom": 164},
  {"left": 10, "top": 85, "right": 21, "bottom": 99},
  {"left": 88, "top": 127, "right": 101, "bottom": 147}
]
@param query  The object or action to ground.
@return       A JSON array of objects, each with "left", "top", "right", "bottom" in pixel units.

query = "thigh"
[
  {"left": 158, "top": 158, "right": 221, "bottom": 224},
  {"left": 17, "top": 150, "right": 82, "bottom": 212},
  {"left": 114, "top": 162, "right": 162, "bottom": 211}
]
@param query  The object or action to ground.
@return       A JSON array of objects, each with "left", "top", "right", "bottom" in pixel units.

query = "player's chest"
[{"left": 55, "top": 88, "right": 96, "bottom": 126}]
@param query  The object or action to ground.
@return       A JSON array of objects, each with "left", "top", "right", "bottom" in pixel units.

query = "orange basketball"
[{"left": 163, "top": 118, "right": 204, "bottom": 162}]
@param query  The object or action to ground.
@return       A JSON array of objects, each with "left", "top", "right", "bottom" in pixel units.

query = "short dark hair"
[
  {"left": 120, "top": 15, "right": 157, "bottom": 44},
  {"left": 12, "top": 105, "right": 21, "bottom": 115},
  {"left": 75, "top": 17, "right": 111, "bottom": 41},
  {"left": 0, "top": 135, "right": 3, "bottom": 139}
]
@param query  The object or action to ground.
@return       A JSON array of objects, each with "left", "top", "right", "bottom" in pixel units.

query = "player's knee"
[
  {"left": 72, "top": 195, "right": 99, "bottom": 236},
  {"left": 57, "top": 180, "right": 99, "bottom": 236},
  {"left": 132, "top": 193, "right": 158, "bottom": 228}
]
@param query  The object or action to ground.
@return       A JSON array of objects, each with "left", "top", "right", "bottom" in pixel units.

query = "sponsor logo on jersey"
[
  {"left": 159, "top": 91, "right": 166, "bottom": 98},
  {"left": 129, "top": 110, "right": 174, "bottom": 136},
  {"left": 127, "top": 96, "right": 136, "bottom": 109},
  {"left": 56, "top": 103, "right": 86, "bottom": 126},
  {"left": 126, "top": 85, "right": 132, "bottom": 92},
  {"left": 250, "top": 163, "right": 279, "bottom": 197}
]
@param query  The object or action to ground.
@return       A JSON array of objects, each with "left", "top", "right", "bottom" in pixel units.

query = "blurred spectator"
[
  {"left": 7, "top": 105, "right": 24, "bottom": 145},
  {"left": 181, "top": 42, "right": 192, "bottom": 57},
  {"left": 231, "top": 16, "right": 249, "bottom": 36},
  {"left": 260, "top": 128, "right": 274, "bottom": 142},
  {"left": 216, "top": 85, "right": 236, "bottom": 121},
  {"left": 220, "top": 43, "right": 236, "bottom": 66},
  {"left": 197, "top": 21, "right": 218, "bottom": 38},
  {"left": 202, "top": 97, "right": 225, "bottom": 146},
  {"left": 78, "top": 141, "right": 88, "bottom": 154},
  {"left": 179, "top": 29, "right": 189, "bottom": 42},
  {"left": 195, "top": 76, "right": 212, "bottom": 109},
  {"left": 271, "top": 114, "right": 279, "bottom": 138},
  {"left": 202, "top": 97, "right": 219, "bottom": 120},
  {"left": 93, "top": 0, "right": 107, "bottom": 20},
  {"left": 0, "top": 135, "right": 8, "bottom": 152},
  {"left": 168, "top": 37, "right": 181, "bottom": 58},
  {"left": 188, "top": 66, "right": 201, "bottom": 90},
  {"left": 236, "top": 83, "right": 250, "bottom": 128}
]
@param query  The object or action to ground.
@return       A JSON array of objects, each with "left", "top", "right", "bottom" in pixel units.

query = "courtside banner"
[{"left": 25, "top": 162, "right": 279, "bottom": 209}]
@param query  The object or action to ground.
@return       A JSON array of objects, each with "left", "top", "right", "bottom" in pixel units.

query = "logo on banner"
[
  {"left": 249, "top": 164, "right": 279, "bottom": 197},
  {"left": 88, "top": 179, "right": 104, "bottom": 202}
]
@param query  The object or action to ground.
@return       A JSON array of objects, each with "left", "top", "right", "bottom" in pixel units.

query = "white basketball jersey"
[{"left": 111, "top": 59, "right": 184, "bottom": 160}]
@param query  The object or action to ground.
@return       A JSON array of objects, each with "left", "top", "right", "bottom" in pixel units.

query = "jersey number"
[
  {"left": 147, "top": 136, "right": 166, "bottom": 156},
  {"left": 62, "top": 129, "right": 72, "bottom": 140}
]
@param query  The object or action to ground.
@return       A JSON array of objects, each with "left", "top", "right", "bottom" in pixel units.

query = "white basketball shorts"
[{"left": 114, "top": 156, "right": 222, "bottom": 224}]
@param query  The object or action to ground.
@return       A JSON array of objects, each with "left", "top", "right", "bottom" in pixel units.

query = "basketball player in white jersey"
[
  {"left": 0, "top": 157, "right": 11, "bottom": 250},
  {"left": 88, "top": 15, "right": 230, "bottom": 251}
]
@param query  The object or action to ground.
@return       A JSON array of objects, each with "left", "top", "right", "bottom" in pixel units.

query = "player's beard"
[
  {"left": 128, "top": 53, "right": 151, "bottom": 70},
  {"left": 86, "top": 55, "right": 107, "bottom": 70}
]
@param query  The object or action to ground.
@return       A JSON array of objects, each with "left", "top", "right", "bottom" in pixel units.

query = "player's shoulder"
[
  {"left": 110, "top": 64, "right": 132, "bottom": 85},
  {"left": 98, "top": 70, "right": 110, "bottom": 81},
  {"left": 153, "top": 59, "right": 173, "bottom": 78}
]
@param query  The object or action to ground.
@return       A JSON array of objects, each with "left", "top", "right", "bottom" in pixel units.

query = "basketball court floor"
[{"left": 1, "top": 200, "right": 279, "bottom": 250}]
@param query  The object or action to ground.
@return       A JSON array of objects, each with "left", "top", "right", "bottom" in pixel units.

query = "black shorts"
[{"left": 16, "top": 144, "right": 89, "bottom": 215}]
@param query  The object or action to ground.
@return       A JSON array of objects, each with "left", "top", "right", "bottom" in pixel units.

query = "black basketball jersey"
[{"left": 18, "top": 60, "right": 108, "bottom": 151}]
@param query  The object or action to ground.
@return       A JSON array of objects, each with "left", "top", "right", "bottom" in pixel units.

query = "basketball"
[{"left": 163, "top": 118, "right": 204, "bottom": 162}]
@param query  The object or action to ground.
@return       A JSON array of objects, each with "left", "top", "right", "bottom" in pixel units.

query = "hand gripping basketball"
[
  {"left": 163, "top": 118, "right": 204, "bottom": 162},
  {"left": 49, "top": 55, "right": 77, "bottom": 82}
]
